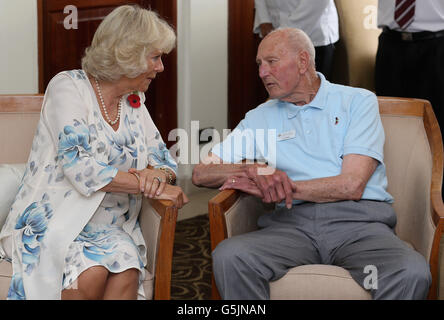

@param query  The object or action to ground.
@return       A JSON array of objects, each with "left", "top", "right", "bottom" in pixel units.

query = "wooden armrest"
[
  {"left": 424, "top": 101, "right": 444, "bottom": 299},
  {"left": 208, "top": 189, "right": 241, "bottom": 251},
  {"left": 208, "top": 189, "right": 240, "bottom": 300},
  {"left": 208, "top": 189, "right": 274, "bottom": 299},
  {"left": 139, "top": 197, "right": 177, "bottom": 300},
  {"left": 209, "top": 189, "right": 274, "bottom": 250}
]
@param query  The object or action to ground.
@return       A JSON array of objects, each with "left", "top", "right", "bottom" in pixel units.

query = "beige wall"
[
  {"left": 0, "top": 0, "right": 38, "bottom": 94},
  {"left": 332, "top": 0, "right": 382, "bottom": 91},
  {"left": 177, "top": 0, "right": 228, "bottom": 180}
]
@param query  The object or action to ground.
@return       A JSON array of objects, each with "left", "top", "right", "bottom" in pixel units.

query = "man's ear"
[{"left": 297, "top": 50, "right": 310, "bottom": 74}]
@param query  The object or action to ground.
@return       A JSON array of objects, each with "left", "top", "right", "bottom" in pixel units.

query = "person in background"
[
  {"left": 0, "top": 5, "right": 188, "bottom": 300},
  {"left": 253, "top": 0, "right": 339, "bottom": 80},
  {"left": 375, "top": 0, "right": 444, "bottom": 199}
]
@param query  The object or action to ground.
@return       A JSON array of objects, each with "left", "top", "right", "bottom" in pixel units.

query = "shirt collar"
[{"left": 285, "top": 72, "right": 328, "bottom": 119}]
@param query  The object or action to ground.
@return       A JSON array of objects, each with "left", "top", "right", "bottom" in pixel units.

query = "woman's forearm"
[{"left": 99, "top": 170, "right": 140, "bottom": 194}]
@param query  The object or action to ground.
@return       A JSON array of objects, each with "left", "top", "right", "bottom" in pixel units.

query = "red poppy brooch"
[{"left": 127, "top": 92, "right": 141, "bottom": 108}]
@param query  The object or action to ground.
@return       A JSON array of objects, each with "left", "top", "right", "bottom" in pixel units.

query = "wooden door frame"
[{"left": 227, "top": 0, "right": 267, "bottom": 130}]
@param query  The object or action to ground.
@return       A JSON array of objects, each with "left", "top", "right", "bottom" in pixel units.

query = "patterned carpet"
[{"left": 171, "top": 214, "right": 212, "bottom": 300}]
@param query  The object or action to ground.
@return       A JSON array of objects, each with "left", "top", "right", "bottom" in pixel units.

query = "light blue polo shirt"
[{"left": 212, "top": 73, "right": 393, "bottom": 204}]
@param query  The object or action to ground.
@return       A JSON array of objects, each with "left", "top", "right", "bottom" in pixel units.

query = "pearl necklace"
[{"left": 94, "top": 78, "right": 122, "bottom": 125}]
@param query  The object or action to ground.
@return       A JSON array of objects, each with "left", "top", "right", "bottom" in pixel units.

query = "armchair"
[
  {"left": 0, "top": 94, "right": 178, "bottom": 300},
  {"left": 209, "top": 97, "right": 444, "bottom": 299}
]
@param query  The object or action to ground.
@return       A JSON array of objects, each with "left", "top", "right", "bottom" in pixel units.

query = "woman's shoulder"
[
  {"left": 44, "top": 70, "right": 94, "bottom": 101},
  {"left": 47, "top": 70, "right": 89, "bottom": 90}
]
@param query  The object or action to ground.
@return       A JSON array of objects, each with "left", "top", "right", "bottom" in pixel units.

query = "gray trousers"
[{"left": 212, "top": 200, "right": 431, "bottom": 300}]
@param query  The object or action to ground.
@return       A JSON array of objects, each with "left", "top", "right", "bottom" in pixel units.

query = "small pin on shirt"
[{"left": 335, "top": 117, "right": 339, "bottom": 125}]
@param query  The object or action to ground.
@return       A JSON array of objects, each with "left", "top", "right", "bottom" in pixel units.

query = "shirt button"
[{"left": 306, "top": 130, "right": 311, "bottom": 134}]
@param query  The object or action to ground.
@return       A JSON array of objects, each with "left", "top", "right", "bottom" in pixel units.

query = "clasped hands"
[
  {"left": 220, "top": 165, "right": 295, "bottom": 209},
  {"left": 128, "top": 168, "right": 189, "bottom": 208}
]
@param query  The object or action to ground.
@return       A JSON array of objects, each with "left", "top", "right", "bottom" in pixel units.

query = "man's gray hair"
[{"left": 269, "top": 28, "right": 316, "bottom": 67}]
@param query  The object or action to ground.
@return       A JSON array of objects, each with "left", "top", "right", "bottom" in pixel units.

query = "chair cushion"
[
  {"left": 0, "top": 164, "right": 26, "bottom": 259},
  {"left": 142, "top": 270, "right": 154, "bottom": 300},
  {"left": 0, "top": 164, "right": 26, "bottom": 228},
  {"left": 270, "top": 264, "right": 372, "bottom": 300},
  {"left": 0, "top": 259, "right": 12, "bottom": 300}
]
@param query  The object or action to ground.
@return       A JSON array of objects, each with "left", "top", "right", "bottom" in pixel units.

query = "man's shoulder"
[
  {"left": 327, "top": 82, "right": 377, "bottom": 111},
  {"left": 328, "top": 81, "right": 375, "bottom": 99},
  {"left": 245, "top": 99, "right": 280, "bottom": 118}
]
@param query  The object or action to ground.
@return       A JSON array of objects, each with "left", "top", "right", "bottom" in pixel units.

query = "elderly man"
[{"left": 192, "top": 28, "right": 431, "bottom": 300}]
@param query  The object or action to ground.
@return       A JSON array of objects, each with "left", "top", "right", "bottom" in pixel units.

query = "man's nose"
[{"left": 259, "top": 64, "right": 269, "bottom": 78}]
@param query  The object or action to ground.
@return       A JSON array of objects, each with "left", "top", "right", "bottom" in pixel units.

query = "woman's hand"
[
  {"left": 128, "top": 168, "right": 167, "bottom": 198},
  {"left": 128, "top": 168, "right": 188, "bottom": 208},
  {"left": 154, "top": 184, "right": 189, "bottom": 209}
]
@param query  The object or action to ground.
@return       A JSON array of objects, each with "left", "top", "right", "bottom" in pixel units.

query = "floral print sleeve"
[
  {"left": 43, "top": 74, "right": 117, "bottom": 197},
  {"left": 148, "top": 134, "right": 178, "bottom": 174}
]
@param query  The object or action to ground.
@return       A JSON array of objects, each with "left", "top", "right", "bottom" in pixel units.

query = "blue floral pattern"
[
  {"left": 58, "top": 124, "right": 91, "bottom": 169},
  {"left": 56, "top": 120, "right": 118, "bottom": 196},
  {"left": 107, "top": 115, "right": 138, "bottom": 166},
  {"left": 15, "top": 198, "right": 53, "bottom": 275},
  {"left": 7, "top": 274, "right": 25, "bottom": 300},
  {"left": 1, "top": 70, "right": 175, "bottom": 299},
  {"left": 148, "top": 139, "right": 178, "bottom": 172}
]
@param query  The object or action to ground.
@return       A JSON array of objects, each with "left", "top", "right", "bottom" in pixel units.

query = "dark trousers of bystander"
[
  {"left": 375, "top": 29, "right": 444, "bottom": 199},
  {"left": 315, "top": 43, "right": 336, "bottom": 81}
]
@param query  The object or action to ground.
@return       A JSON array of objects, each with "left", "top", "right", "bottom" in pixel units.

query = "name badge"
[{"left": 277, "top": 130, "right": 296, "bottom": 141}]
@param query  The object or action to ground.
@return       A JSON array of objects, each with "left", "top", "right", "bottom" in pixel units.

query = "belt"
[{"left": 382, "top": 27, "right": 444, "bottom": 41}]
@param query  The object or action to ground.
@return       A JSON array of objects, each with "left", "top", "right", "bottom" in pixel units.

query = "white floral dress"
[{"left": 0, "top": 70, "right": 177, "bottom": 300}]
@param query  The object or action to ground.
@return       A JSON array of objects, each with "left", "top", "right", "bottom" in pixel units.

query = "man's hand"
[
  {"left": 245, "top": 165, "right": 294, "bottom": 209},
  {"left": 219, "top": 175, "right": 264, "bottom": 198}
]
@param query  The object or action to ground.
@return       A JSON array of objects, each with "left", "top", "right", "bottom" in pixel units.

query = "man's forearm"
[
  {"left": 292, "top": 174, "right": 367, "bottom": 203},
  {"left": 192, "top": 163, "right": 251, "bottom": 188}
]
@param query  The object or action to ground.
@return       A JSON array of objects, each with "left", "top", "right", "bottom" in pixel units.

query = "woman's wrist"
[
  {"left": 130, "top": 171, "right": 140, "bottom": 182},
  {"left": 129, "top": 171, "right": 141, "bottom": 193},
  {"left": 157, "top": 167, "right": 176, "bottom": 185}
]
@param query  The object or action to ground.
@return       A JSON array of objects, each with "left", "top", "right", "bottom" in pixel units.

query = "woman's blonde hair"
[{"left": 82, "top": 5, "right": 176, "bottom": 81}]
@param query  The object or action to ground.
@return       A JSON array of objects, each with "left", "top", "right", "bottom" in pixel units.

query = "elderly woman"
[{"left": 0, "top": 5, "right": 188, "bottom": 300}]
